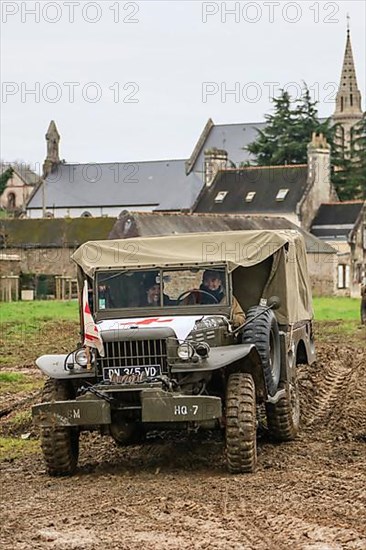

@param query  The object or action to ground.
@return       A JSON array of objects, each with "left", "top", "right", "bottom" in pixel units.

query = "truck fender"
[
  {"left": 36, "top": 355, "right": 96, "bottom": 379},
  {"left": 171, "top": 344, "right": 261, "bottom": 373}
]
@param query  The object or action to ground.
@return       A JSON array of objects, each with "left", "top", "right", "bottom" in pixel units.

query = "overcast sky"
[{"left": 1, "top": 0, "right": 365, "bottom": 171}]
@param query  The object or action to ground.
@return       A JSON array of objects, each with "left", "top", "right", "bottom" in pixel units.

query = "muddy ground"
[{"left": 1, "top": 323, "right": 365, "bottom": 550}]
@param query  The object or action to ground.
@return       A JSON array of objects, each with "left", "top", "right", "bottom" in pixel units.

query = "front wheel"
[
  {"left": 40, "top": 379, "right": 79, "bottom": 476},
  {"left": 226, "top": 373, "right": 257, "bottom": 474}
]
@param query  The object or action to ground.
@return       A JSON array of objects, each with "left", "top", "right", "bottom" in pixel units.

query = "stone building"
[
  {"left": 0, "top": 164, "right": 40, "bottom": 213},
  {"left": 311, "top": 201, "right": 365, "bottom": 297},
  {"left": 0, "top": 217, "right": 115, "bottom": 298},
  {"left": 193, "top": 133, "right": 337, "bottom": 232}
]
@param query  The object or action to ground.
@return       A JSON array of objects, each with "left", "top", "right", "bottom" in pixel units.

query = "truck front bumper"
[
  {"left": 140, "top": 389, "right": 222, "bottom": 422},
  {"left": 32, "top": 390, "right": 222, "bottom": 427},
  {"left": 32, "top": 399, "right": 111, "bottom": 427}
]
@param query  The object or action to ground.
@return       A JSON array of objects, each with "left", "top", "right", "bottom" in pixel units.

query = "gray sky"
[{"left": 1, "top": 0, "right": 365, "bottom": 171}]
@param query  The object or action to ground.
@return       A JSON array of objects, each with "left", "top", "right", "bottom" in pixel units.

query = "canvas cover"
[{"left": 72, "top": 230, "right": 313, "bottom": 324}]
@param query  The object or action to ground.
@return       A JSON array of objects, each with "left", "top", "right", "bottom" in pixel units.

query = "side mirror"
[{"left": 267, "top": 296, "right": 281, "bottom": 310}]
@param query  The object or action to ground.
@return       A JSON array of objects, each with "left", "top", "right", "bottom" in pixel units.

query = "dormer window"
[
  {"left": 214, "top": 191, "right": 228, "bottom": 203},
  {"left": 245, "top": 191, "right": 256, "bottom": 202},
  {"left": 276, "top": 189, "right": 289, "bottom": 201}
]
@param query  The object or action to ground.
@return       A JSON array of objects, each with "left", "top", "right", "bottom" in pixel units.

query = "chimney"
[
  {"left": 42, "top": 120, "right": 60, "bottom": 178},
  {"left": 307, "top": 132, "right": 332, "bottom": 202},
  {"left": 204, "top": 148, "right": 228, "bottom": 186}
]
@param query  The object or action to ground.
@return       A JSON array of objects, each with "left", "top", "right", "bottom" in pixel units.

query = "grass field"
[
  {"left": 0, "top": 296, "right": 362, "bottom": 323},
  {"left": 0, "top": 300, "right": 78, "bottom": 323},
  {"left": 312, "top": 296, "right": 361, "bottom": 321}
]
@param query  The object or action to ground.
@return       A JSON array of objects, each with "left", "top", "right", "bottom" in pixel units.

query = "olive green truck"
[{"left": 32, "top": 230, "right": 315, "bottom": 475}]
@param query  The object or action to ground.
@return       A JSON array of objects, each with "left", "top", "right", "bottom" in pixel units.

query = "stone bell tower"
[
  {"left": 333, "top": 23, "right": 363, "bottom": 151},
  {"left": 42, "top": 120, "right": 60, "bottom": 178}
]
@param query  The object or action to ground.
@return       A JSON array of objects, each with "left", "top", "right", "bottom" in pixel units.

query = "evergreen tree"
[
  {"left": 350, "top": 114, "right": 366, "bottom": 199},
  {"left": 246, "top": 86, "right": 334, "bottom": 166},
  {"left": 332, "top": 114, "right": 366, "bottom": 200},
  {"left": 0, "top": 167, "right": 13, "bottom": 197}
]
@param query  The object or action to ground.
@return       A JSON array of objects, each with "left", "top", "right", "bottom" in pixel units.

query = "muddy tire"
[
  {"left": 241, "top": 306, "right": 281, "bottom": 396},
  {"left": 361, "top": 293, "right": 366, "bottom": 325},
  {"left": 226, "top": 373, "right": 257, "bottom": 474},
  {"left": 265, "top": 378, "right": 300, "bottom": 441},
  {"left": 40, "top": 379, "right": 79, "bottom": 476}
]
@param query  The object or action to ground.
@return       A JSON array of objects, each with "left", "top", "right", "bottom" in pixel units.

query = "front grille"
[{"left": 98, "top": 339, "right": 168, "bottom": 374}]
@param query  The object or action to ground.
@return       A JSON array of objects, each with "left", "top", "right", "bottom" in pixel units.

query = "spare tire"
[{"left": 241, "top": 305, "right": 281, "bottom": 396}]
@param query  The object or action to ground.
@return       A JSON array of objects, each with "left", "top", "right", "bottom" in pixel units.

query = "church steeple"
[
  {"left": 43, "top": 120, "right": 60, "bottom": 178},
  {"left": 333, "top": 23, "right": 363, "bottom": 150}
]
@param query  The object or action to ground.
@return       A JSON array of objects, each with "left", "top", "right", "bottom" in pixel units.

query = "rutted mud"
[{"left": 1, "top": 342, "right": 366, "bottom": 550}]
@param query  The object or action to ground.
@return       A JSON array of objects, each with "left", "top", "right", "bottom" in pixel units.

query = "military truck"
[{"left": 32, "top": 230, "right": 315, "bottom": 475}]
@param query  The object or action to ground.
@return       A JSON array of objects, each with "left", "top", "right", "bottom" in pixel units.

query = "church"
[
  {"left": 26, "top": 28, "right": 363, "bottom": 220},
  {"left": 19, "top": 29, "right": 366, "bottom": 297}
]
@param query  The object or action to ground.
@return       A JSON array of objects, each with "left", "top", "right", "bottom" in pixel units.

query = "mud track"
[{"left": 1, "top": 343, "right": 366, "bottom": 550}]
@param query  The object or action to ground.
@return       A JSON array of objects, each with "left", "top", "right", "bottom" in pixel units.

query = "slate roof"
[
  {"left": 109, "top": 211, "right": 335, "bottom": 255},
  {"left": 192, "top": 122, "right": 266, "bottom": 172},
  {"left": 189, "top": 118, "right": 325, "bottom": 172},
  {"left": 26, "top": 160, "right": 204, "bottom": 212},
  {"left": 194, "top": 165, "right": 309, "bottom": 214},
  {"left": 26, "top": 119, "right": 268, "bottom": 213},
  {"left": 311, "top": 201, "right": 365, "bottom": 240}
]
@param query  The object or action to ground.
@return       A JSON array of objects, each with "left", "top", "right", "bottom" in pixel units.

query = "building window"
[
  {"left": 214, "top": 191, "right": 228, "bottom": 203},
  {"left": 7, "top": 192, "right": 16, "bottom": 209},
  {"left": 337, "top": 264, "right": 350, "bottom": 289},
  {"left": 341, "top": 97, "right": 344, "bottom": 112},
  {"left": 350, "top": 94, "right": 353, "bottom": 107},
  {"left": 276, "top": 189, "right": 289, "bottom": 201},
  {"left": 245, "top": 191, "right": 256, "bottom": 202},
  {"left": 81, "top": 211, "right": 93, "bottom": 218}
]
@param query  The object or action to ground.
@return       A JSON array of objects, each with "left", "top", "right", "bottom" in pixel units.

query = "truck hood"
[{"left": 98, "top": 315, "right": 225, "bottom": 342}]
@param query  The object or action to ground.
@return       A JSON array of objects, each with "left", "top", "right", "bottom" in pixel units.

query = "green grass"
[
  {"left": 313, "top": 297, "right": 361, "bottom": 321},
  {"left": 0, "top": 436, "right": 39, "bottom": 460},
  {"left": 0, "top": 372, "right": 43, "bottom": 393},
  {"left": 0, "top": 372, "right": 25, "bottom": 383},
  {"left": 0, "top": 300, "right": 78, "bottom": 324}
]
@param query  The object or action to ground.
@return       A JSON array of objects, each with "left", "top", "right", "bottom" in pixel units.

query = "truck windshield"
[{"left": 95, "top": 267, "right": 228, "bottom": 310}]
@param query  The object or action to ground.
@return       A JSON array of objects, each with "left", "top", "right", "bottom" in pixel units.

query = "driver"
[
  {"left": 199, "top": 270, "right": 225, "bottom": 304},
  {"left": 200, "top": 270, "right": 245, "bottom": 327}
]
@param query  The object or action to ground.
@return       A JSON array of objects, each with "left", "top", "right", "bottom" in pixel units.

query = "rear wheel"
[
  {"left": 40, "top": 379, "right": 79, "bottom": 476},
  {"left": 226, "top": 373, "right": 257, "bottom": 474},
  {"left": 265, "top": 377, "right": 300, "bottom": 441},
  {"left": 241, "top": 306, "right": 281, "bottom": 396}
]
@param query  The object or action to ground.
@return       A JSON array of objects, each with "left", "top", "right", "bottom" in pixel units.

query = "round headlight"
[
  {"left": 75, "top": 349, "right": 88, "bottom": 367},
  {"left": 195, "top": 343, "right": 210, "bottom": 357},
  {"left": 177, "top": 343, "right": 194, "bottom": 360}
]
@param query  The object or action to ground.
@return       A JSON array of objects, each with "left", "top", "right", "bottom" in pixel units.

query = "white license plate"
[{"left": 103, "top": 365, "right": 161, "bottom": 382}]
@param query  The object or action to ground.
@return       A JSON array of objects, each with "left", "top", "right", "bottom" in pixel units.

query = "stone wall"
[
  {"left": 307, "top": 251, "right": 337, "bottom": 296},
  {"left": 6, "top": 247, "right": 77, "bottom": 277}
]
